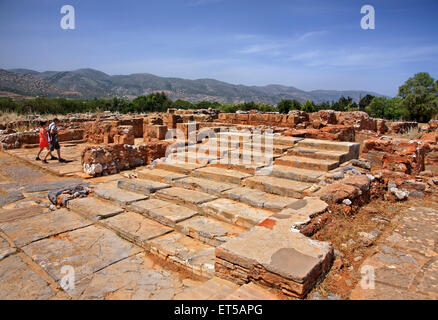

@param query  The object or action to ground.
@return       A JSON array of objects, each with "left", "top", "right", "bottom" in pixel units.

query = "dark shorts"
[{"left": 49, "top": 140, "right": 60, "bottom": 151}]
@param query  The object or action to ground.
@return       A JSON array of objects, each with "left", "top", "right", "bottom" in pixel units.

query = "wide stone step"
[
  {"left": 154, "top": 160, "right": 206, "bottom": 175},
  {"left": 287, "top": 147, "right": 350, "bottom": 162},
  {"left": 270, "top": 165, "right": 325, "bottom": 183},
  {"left": 242, "top": 175, "right": 312, "bottom": 198},
  {"left": 273, "top": 136, "right": 304, "bottom": 146},
  {"left": 296, "top": 138, "right": 360, "bottom": 155},
  {"left": 117, "top": 179, "right": 170, "bottom": 195},
  {"left": 94, "top": 185, "right": 148, "bottom": 206},
  {"left": 249, "top": 143, "right": 292, "bottom": 154},
  {"left": 193, "top": 166, "right": 252, "bottom": 185},
  {"left": 174, "top": 277, "right": 239, "bottom": 300},
  {"left": 100, "top": 211, "right": 173, "bottom": 247},
  {"left": 209, "top": 162, "right": 267, "bottom": 175},
  {"left": 136, "top": 168, "right": 187, "bottom": 184},
  {"left": 274, "top": 155, "right": 339, "bottom": 171},
  {"left": 200, "top": 198, "right": 272, "bottom": 229},
  {"left": 149, "top": 232, "right": 215, "bottom": 278},
  {"left": 173, "top": 176, "right": 235, "bottom": 196},
  {"left": 175, "top": 216, "right": 246, "bottom": 247},
  {"left": 222, "top": 187, "right": 301, "bottom": 212},
  {"left": 215, "top": 224, "right": 334, "bottom": 298},
  {"left": 67, "top": 197, "right": 124, "bottom": 221},
  {"left": 180, "top": 151, "right": 220, "bottom": 164},
  {"left": 130, "top": 199, "right": 197, "bottom": 227},
  {"left": 155, "top": 187, "right": 217, "bottom": 209}
]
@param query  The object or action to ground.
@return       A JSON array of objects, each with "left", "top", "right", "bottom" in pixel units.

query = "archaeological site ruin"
[{"left": 1, "top": 108, "right": 437, "bottom": 300}]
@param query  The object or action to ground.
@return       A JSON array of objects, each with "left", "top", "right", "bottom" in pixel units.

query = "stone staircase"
[{"left": 66, "top": 134, "right": 360, "bottom": 299}]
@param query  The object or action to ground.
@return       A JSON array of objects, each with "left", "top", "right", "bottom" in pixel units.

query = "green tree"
[
  {"left": 277, "top": 99, "right": 301, "bottom": 113},
  {"left": 301, "top": 100, "right": 315, "bottom": 112},
  {"left": 359, "top": 94, "right": 375, "bottom": 110},
  {"left": 398, "top": 72, "right": 438, "bottom": 122}
]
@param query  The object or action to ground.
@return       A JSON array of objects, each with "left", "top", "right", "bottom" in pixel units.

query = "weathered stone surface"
[
  {"left": 94, "top": 185, "right": 148, "bottom": 206},
  {"left": 0, "top": 255, "right": 56, "bottom": 300},
  {"left": 0, "top": 236, "right": 16, "bottom": 261},
  {"left": 275, "top": 155, "right": 339, "bottom": 172},
  {"left": 67, "top": 197, "right": 124, "bottom": 220},
  {"left": 0, "top": 206, "right": 44, "bottom": 223},
  {"left": 100, "top": 211, "right": 172, "bottom": 247},
  {"left": 176, "top": 216, "right": 245, "bottom": 247},
  {"left": 226, "top": 282, "right": 279, "bottom": 300},
  {"left": 155, "top": 187, "right": 216, "bottom": 208},
  {"left": 173, "top": 176, "right": 235, "bottom": 196},
  {"left": 137, "top": 168, "right": 187, "bottom": 183},
  {"left": 200, "top": 198, "right": 272, "bottom": 229},
  {"left": 149, "top": 232, "right": 215, "bottom": 277},
  {"left": 216, "top": 225, "right": 333, "bottom": 298},
  {"left": 193, "top": 166, "right": 252, "bottom": 184},
  {"left": 22, "top": 225, "right": 141, "bottom": 283},
  {"left": 117, "top": 178, "right": 170, "bottom": 195},
  {"left": 270, "top": 165, "right": 324, "bottom": 183},
  {"left": 0, "top": 209, "right": 92, "bottom": 247},
  {"left": 174, "top": 277, "right": 239, "bottom": 300},
  {"left": 0, "top": 190, "right": 24, "bottom": 207},
  {"left": 155, "top": 160, "right": 206, "bottom": 175},
  {"left": 268, "top": 197, "right": 328, "bottom": 229},
  {"left": 222, "top": 187, "right": 299, "bottom": 211},
  {"left": 242, "top": 175, "right": 312, "bottom": 198},
  {"left": 130, "top": 199, "right": 198, "bottom": 228},
  {"left": 72, "top": 253, "right": 181, "bottom": 300}
]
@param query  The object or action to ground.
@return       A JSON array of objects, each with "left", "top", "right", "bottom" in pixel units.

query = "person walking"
[
  {"left": 47, "top": 118, "right": 66, "bottom": 163},
  {"left": 36, "top": 121, "right": 56, "bottom": 163}
]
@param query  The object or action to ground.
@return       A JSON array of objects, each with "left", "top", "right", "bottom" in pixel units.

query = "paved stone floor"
[{"left": 351, "top": 203, "right": 438, "bottom": 300}]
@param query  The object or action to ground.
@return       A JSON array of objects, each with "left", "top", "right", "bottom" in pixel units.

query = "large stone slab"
[
  {"left": 215, "top": 225, "right": 333, "bottom": 298},
  {"left": 226, "top": 282, "right": 280, "bottom": 300},
  {"left": 200, "top": 198, "right": 272, "bottom": 229},
  {"left": 0, "top": 236, "right": 16, "bottom": 261},
  {"left": 67, "top": 197, "right": 124, "bottom": 221},
  {"left": 100, "top": 211, "right": 172, "bottom": 247},
  {"left": 222, "top": 187, "right": 299, "bottom": 211},
  {"left": 22, "top": 225, "right": 141, "bottom": 284},
  {"left": 193, "top": 166, "right": 252, "bottom": 184},
  {"left": 0, "top": 209, "right": 92, "bottom": 247},
  {"left": 296, "top": 138, "right": 359, "bottom": 154},
  {"left": 72, "top": 253, "right": 182, "bottom": 300},
  {"left": 0, "top": 254, "right": 55, "bottom": 300},
  {"left": 242, "top": 175, "right": 312, "bottom": 198},
  {"left": 0, "top": 206, "right": 45, "bottom": 223},
  {"left": 270, "top": 165, "right": 325, "bottom": 183},
  {"left": 274, "top": 155, "right": 339, "bottom": 171},
  {"left": 0, "top": 190, "right": 24, "bottom": 207},
  {"left": 136, "top": 168, "right": 187, "bottom": 184},
  {"left": 117, "top": 179, "right": 170, "bottom": 195},
  {"left": 175, "top": 216, "right": 245, "bottom": 247},
  {"left": 149, "top": 232, "right": 215, "bottom": 278},
  {"left": 174, "top": 277, "right": 239, "bottom": 300},
  {"left": 94, "top": 185, "right": 148, "bottom": 206},
  {"left": 269, "top": 197, "right": 329, "bottom": 230},
  {"left": 173, "top": 176, "right": 235, "bottom": 196},
  {"left": 155, "top": 160, "right": 206, "bottom": 175},
  {"left": 155, "top": 187, "right": 216, "bottom": 208},
  {"left": 131, "top": 198, "right": 197, "bottom": 227}
]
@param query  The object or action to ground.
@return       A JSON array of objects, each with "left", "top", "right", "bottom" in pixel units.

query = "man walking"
[{"left": 47, "top": 118, "right": 66, "bottom": 163}]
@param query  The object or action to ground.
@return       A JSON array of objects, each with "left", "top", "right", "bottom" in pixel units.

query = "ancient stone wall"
[{"left": 81, "top": 139, "right": 172, "bottom": 177}]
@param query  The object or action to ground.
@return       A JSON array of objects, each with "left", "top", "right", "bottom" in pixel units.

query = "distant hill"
[{"left": 1, "top": 68, "right": 384, "bottom": 104}]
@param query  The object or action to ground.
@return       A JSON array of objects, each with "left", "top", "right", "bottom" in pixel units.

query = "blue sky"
[{"left": 0, "top": 0, "right": 437, "bottom": 96}]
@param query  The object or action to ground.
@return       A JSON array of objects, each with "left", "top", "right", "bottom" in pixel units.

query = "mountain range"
[{"left": 0, "top": 68, "right": 384, "bottom": 104}]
